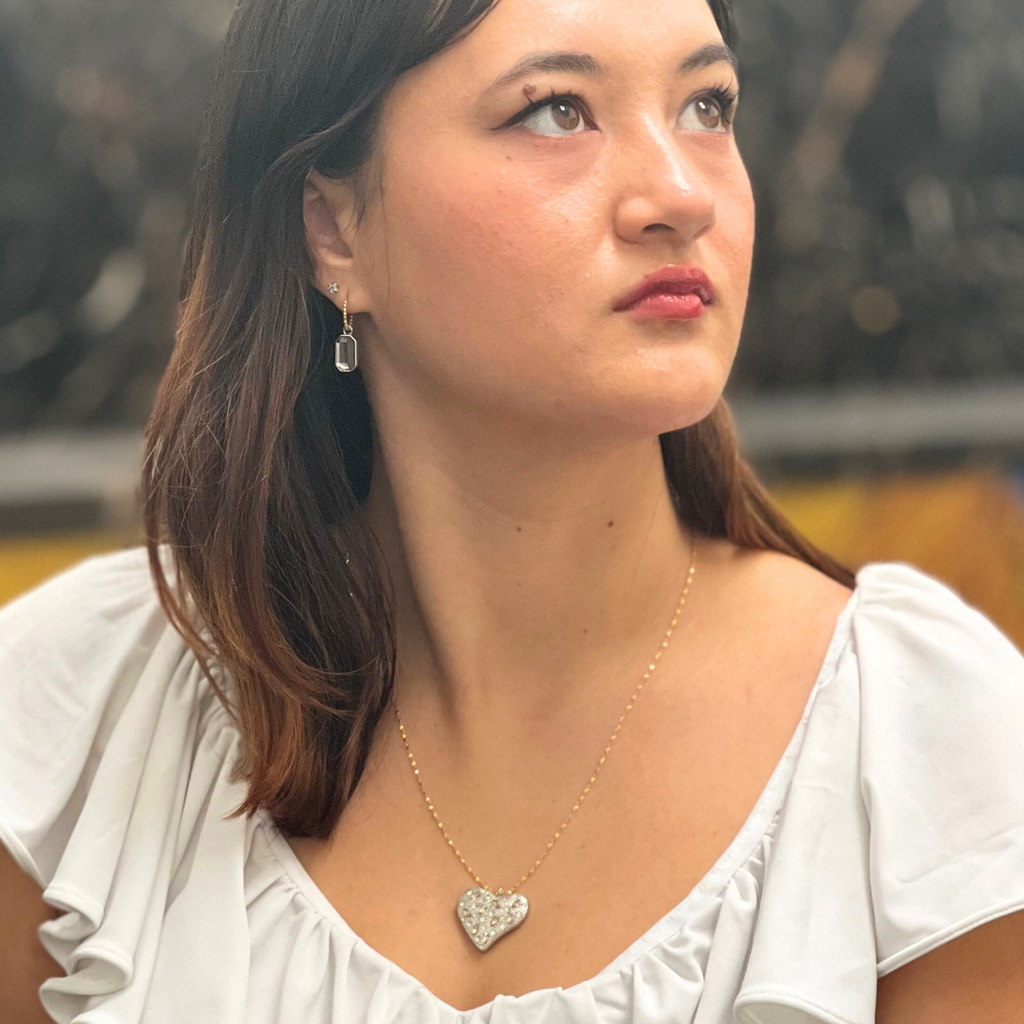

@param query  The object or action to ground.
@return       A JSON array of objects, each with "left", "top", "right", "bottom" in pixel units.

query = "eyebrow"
[{"left": 485, "top": 42, "right": 739, "bottom": 95}]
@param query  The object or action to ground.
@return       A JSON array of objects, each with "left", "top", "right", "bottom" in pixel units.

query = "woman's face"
[{"left": 336, "top": 0, "right": 754, "bottom": 442}]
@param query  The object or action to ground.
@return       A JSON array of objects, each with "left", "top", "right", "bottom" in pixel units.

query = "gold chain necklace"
[{"left": 391, "top": 533, "right": 697, "bottom": 952}]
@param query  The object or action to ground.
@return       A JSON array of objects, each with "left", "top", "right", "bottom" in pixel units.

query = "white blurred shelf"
[
  {"left": 728, "top": 382, "right": 1024, "bottom": 457},
  {"left": 0, "top": 430, "right": 143, "bottom": 501},
  {"left": 0, "top": 430, "right": 143, "bottom": 532},
  {"left": 0, "top": 382, "right": 1021, "bottom": 532}
]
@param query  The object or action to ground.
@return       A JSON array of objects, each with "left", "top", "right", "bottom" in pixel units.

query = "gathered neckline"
[{"left": 258, "top": 580, "right": 862, "bottom": 1019}]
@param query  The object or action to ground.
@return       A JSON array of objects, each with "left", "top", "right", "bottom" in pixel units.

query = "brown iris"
[
  {"left": 550, "top": 99, "right": 582, "bottom": 132},
  {"left": 694, "top": 96, "right": 724, "bottom": 130}
]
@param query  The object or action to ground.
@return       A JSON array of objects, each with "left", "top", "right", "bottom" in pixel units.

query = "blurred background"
[{"left": 1, "top": 0, "right": 1023, "bottom": 646}]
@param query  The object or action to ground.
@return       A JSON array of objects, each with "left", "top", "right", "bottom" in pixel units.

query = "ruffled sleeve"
[
  {"left": 0, "top": 545, "right": 246, "bottom": 1023},
  {"left": 734, "top": 561, "right": 1024, "bottom": 1024},
  {"left": 855, "top": 562, "right": 1024, "bottom": 976}
]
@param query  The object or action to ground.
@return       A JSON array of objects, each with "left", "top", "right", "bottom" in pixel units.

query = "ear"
[{"left": 303, "top": 168, "right": 373, "bottom": 314}]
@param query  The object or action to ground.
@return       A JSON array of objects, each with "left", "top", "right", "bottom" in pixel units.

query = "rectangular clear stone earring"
[{"left": 335, "top": 296, "right": 358, "bottom": 372}]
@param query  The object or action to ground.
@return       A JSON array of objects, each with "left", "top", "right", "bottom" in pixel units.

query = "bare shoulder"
[
  {"left": 701, "top": 538, "right": 855, "bottom": 620},
  {"left": 686, "top": 539, "right": 857, "bottom": 720},
  {"left": 680, "top": 538, "right": 857, "bottom": 726}
]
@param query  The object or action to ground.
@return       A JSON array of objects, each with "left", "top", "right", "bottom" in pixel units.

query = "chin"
[{"left": 573, "top": 385, "right": 726, "bottom": 443}]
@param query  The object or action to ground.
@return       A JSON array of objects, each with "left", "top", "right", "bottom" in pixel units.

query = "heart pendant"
[{"left": 456, "top": 887, "right": 529, "bottom": 951}]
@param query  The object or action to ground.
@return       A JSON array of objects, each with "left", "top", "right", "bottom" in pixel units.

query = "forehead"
[{"left": 414, "top": 0, "right": 724, "bottom": 91}]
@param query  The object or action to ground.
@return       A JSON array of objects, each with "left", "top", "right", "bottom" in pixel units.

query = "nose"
[{"left": 612, "top": 121, "right": 717, "bottom": 247}]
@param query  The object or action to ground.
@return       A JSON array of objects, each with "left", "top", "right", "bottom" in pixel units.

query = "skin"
[
  {"left": 0, "top": 846, "right": 62, "bottom": 1023},
  {"left": 3, "top": 0, "right": 1021, "bottom": 1017},
  {"left": 876, "top": 911, "right": 1024, "bottom": 1023},
  {"left": 304, "top": 0, "right": 755, "bottom": 737}
]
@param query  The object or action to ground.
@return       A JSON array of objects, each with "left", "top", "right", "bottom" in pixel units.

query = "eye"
[
  {"left": 511, "top": 90, "right": 591, "bottom": 137},
  {"left": 679, "top": 87, "right": 738, "bottom": 133},
  {"left": 503, "top": 84, "right": 739, "bottom": 137}
]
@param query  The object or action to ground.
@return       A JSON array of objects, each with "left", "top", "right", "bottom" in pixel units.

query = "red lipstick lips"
[{"left": 613, "top": 265, "right": 715, "bottom": 318}]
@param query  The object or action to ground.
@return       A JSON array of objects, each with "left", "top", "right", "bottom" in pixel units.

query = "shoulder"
[
  {"left": 0, "top": 543, "right": 173, "bottom": 722},
  {"left": 0, "top": 543, "right": 167, "bottom": 656},
  {"left": 722, "top": 545, "right": 1024, "bottom": 952},
  {"left": 851, "top": 557, "right": 1018, "bottom": 636},
  {"left": 705, "top": 542, "right": 856, "bottom": 658},
  {"left": 844, "top": 561, "right": 1024, "bottom": 986},
  {"left": 717, "top": 542, "right": 1021, "bottom": 679},
  {"left": 695, "top": 542, "right": 857, "bottom": 699},
  {"left": 730, "top": 550, "right": 1024, "bottom": 1019},
  {"left": 703, "top": 539, "right": 854, "bottom": 603},
  {"left": 0, "top": 544, "right": 223, "bottom": 886},
  {"left": 845, "top": 558, "right": 1024, "bottom": 810},
  {"left": 0, "top": 546, "right": 176, "bottom": 762},
  {"left": 0, "top": 546, "right": 246, "bottom": 1021},
  {"left": 849, "top": 560, "right": 1024, "bottom": 762}
]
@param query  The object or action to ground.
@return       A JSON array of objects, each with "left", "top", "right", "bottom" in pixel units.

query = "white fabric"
[{"left": 2, "top": 544, "right": 1023, "bottom": 1024}]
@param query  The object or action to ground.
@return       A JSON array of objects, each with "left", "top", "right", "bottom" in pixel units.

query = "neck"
[{"left": 358, "top": 415, "right": 702, "bottom": 757}]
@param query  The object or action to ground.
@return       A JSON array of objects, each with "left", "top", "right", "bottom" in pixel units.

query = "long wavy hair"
[{"left": 141, "top": 0, "right": 856, "bottom": 840}]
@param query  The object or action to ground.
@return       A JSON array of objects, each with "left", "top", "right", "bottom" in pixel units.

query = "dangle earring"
[{"left": 331, "top": 285, "right": 358, "bottom": 373}]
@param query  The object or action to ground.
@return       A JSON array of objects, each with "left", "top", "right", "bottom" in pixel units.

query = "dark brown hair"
[{"left": 142, "top": 0, "right": 855, "bottom": 840}]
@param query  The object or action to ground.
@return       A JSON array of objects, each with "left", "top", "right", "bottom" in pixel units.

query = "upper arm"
[
  {"left": 0, "top": 842, "right": 61, "bottom": 1024},
  {"left": 876, "top": 907, "right": 1024, "bottom": 1023}
]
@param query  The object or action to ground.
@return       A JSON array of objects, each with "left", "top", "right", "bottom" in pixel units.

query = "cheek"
[
  {"left": 713, "top": 170, "right": 755, "bottom": 289},
  {"left": 378, "top": 150, "right": 595, "bottom": 326}
]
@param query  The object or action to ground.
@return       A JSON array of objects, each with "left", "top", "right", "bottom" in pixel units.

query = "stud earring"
[
  {"left": 327, "top": 282, "right": 339, "bottom": 294},
  {"left": 335, "top": 297, "right": 358, "bottom": 372}
]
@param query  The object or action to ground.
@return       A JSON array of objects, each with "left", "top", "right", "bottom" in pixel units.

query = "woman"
[{"left": 2, "top": 0, "right": 1023, "bottom": 1020}]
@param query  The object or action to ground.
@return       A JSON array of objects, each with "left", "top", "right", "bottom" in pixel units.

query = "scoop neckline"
[{"left": 260, "top": 577, "right": 862, "bottom": 1020}]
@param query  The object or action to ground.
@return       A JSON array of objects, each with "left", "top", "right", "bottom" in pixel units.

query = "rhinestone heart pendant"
[{"left": 456, "top": 887, "right": 529, "bottom": 951}]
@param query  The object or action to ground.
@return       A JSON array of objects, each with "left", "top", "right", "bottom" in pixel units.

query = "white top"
[{"left": 2, "top": 545, "right": 1024, "bottom": 1024}]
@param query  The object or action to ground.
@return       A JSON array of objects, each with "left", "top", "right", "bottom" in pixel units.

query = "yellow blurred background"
[{"left": 4, "top": 465, "right": 1023, "bottom": 652}]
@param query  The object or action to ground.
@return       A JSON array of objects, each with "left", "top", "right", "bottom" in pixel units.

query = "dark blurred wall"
[
  {"left": 0, "top": 0, "right": 1022, "bottom": 431},
  {"left": 733, "top": 0, "right": 1024, "bottom": 393},
  {"left": 0, "top": 0, "right": 232, "bottom": 430}
]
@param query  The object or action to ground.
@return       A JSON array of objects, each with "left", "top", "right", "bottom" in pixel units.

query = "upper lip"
[{"left": 613, "top": 265, "right": 715, "bottom": 311}]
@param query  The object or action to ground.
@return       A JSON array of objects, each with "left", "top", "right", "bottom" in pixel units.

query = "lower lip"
[{"left": 622, "top": 292, "right": 708, "bottom": 320}]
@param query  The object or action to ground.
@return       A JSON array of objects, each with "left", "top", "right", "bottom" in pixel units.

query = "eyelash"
[{"left": 506, "top": 82, "right": 740, "bottom": 132}]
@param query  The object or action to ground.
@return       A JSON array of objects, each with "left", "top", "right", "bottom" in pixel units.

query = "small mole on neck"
[{"left": 607, "top": 520, "right": 614, "bottom": 527}]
